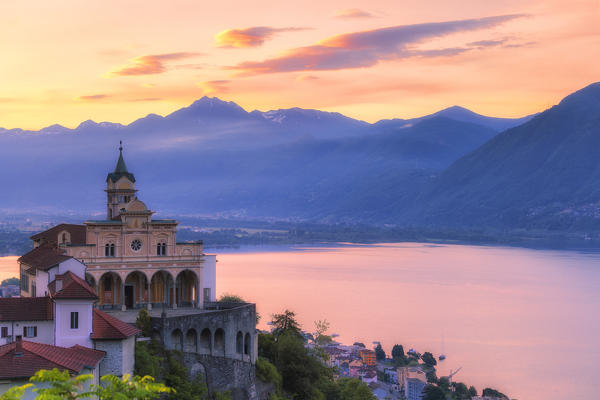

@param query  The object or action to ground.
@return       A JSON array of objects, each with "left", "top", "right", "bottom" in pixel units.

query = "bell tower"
[{"left": 105, "top": 141, "right": 137, "bottom": 220}]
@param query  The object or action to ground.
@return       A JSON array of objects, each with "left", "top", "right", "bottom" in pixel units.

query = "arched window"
[
  {"left": 105, "top": 243, "right": 116, "bottom": 257},
  {"left": 156, "top": 242, "right": 167, "bottom": 256},
  {"left": 244, "top": 333, "right": 251, "bottom": 356},
  {"left": 236, "top": 331, "right": 243, "bottom": 354}
]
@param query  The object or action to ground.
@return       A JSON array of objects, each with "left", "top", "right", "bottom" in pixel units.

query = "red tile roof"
[
  {"left": 0, "top": 297, "right": 53, "bottom": 322},
  {"left": 49, "top": 271, "right": 98, "bottom": 300},
  {"left": 91, "top": 309, "right": 140, "bottom": 340},
  {"left": 19, "top": 244, "right": 72, "bottom": 274},
  {"left": 0, "top": 340, "right": 104, "bottom": 379},
  {"left": 30, "top": 224, "right": 87, "bottom": 245}
]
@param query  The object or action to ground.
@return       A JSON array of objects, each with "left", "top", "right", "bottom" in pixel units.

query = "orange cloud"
[
  {"left": 229, "top": 14, "right": 526, "bottom": 75},
  {"left": 198, "top": 80, "right": 231, "bottom": 95},
  {"left": 334, "top": 8, "right": 374, "bottom": 19},
  {"left": 77, "top": 94, "right": 109, "bottom": 101},
  {"left": 108, "top": 52, "right": 201, "bottom": 77},
  {"left": 215, "top": 26, "right": 308, "bottom": 48}
]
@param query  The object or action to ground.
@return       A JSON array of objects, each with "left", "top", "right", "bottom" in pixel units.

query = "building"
[
  {"left": 19, "top": 144, "right": 217, "bottom": 310},
  {"left": 360, "top": 348, "right": 377, "bottom": 366},
  {"left": 0, "top": 338, "right": 105, "bottom": 400},
  {"left": 0, "top": 285, "right": 19, "bottom": 298},
  {"left": 404, "top": 368, "right": 427, "bottom": 400}
]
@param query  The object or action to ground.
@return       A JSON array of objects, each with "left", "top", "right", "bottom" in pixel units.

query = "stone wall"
[
  {"left": 150, "top": 303, "right": 257, "bottom": 397},
  {"left": 94, "top": 340, "right": 123, "bottom": 376}
]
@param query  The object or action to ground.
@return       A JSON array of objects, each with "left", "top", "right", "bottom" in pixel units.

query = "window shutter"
[{"left": 34, "top": 326, "right": 37, "bottom": 337}]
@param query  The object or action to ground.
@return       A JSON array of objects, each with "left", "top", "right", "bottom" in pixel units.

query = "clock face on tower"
[{"left": 130, "top": 239, "right": 142, "bottom": 252}]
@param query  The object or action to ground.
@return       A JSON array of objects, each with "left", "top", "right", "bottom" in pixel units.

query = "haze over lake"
[{"left": 2, "top": 243, "right": 598, "bottom": 399}]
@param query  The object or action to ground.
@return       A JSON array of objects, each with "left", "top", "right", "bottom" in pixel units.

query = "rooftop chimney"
[{"left": 14, "top": 336, "right": 23, "bottom": 356}]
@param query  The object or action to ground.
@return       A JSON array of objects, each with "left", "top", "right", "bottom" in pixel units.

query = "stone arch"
[
  {"left": 185, "top": 329, "right": 198, "bottom": 353},
  {"left": 124, "top": 270, "right": 148, "bottom": 309},
  {"left": 150, "top": 270, "right": 175, "bottom": 306},
  {"left": 171, "top": 329, "right": 183, "bottom": 351},
  {"left": 214, "top": 328, "right": 225, "bottom": 356},
  {"left": 200, "top": 328, "right": 211, "bottom": 354},
  {"left": 151, "top": 329, "right": 162, "bottom": 343},
  {"left": 175, "top": 269, "right": 199, "bottom": 307},
  {"left": 244, "top": 332, "right": 251, "bottom": 356},
  {"left": 98, "top": 272, "right": 122, "bottom": 308},
  {"left": 236, "top": 331, "right": 243, "bottom": 354}
]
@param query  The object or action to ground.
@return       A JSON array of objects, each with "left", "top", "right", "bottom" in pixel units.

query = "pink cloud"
[
  {"left": 229, "top": 14, "right": 526, "bottom": 75},
  {"left": 215, "top": 26, "right": 308, "bottom": 48},
  {"left": 334, "top": 8, "right": 375, "bottom": 19},
  {"left": 198, "top": 80, "right": 231, "bottom": 95},
  {"left": 77, "top": 94, "right": 109, "bottom": 101},
  {"left": 108, "top": 52, "right": 201, "bottom": 77}
]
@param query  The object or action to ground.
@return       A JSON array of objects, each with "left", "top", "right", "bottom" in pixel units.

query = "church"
[{"left": 19, "top": 143, "right": 216, "bottom": 310}]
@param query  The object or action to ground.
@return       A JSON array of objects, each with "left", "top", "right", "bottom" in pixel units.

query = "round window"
[{"left": 130, "top": 239, "right": 142, "bottom": 252}]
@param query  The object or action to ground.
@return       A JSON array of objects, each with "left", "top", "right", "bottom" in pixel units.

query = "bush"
[{"left": 256, "top": 357, "right": 282, "bottom": 391}]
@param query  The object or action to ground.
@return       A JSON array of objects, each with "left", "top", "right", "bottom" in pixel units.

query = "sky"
[{"left": 0, "top": 0, "right": 598, "bottom": 129}]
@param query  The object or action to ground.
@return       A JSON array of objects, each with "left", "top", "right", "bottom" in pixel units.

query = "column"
[
  {"left": 195, "top": 279, "right": 201, "bottom": 309},
  {"left": 120, "top": 277, "right": 125, "bottom": 311}
]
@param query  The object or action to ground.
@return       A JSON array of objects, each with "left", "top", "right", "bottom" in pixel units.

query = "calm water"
[{"left": 2, "top": 243, "right": 599, "bottom": 399}]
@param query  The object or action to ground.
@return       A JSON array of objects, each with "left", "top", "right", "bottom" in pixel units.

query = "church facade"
[{"left": 20, "top": 144, "right": 216, "bottom": 311}]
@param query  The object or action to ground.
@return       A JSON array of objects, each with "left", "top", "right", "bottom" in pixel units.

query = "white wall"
[
  {"left": 54, "top": 300, "right": 94, "bottom": 348},
  {"left": 35, "top": 270, "right": 49, "bottom": 297},
  {"left": 202, "top": 255, "right": 217, "bottom": 302},
  {"left": 121, "top": 336, "right": 135, "bottom": 376},
  {"left": 48, "top": 258, "right": 87, "bottom": 282},
  {"left": 0, "top": 321, "right": 54, "bottom": 345}
]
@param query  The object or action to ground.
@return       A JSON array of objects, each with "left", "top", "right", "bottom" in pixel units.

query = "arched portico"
[
  {"left": 150, "top": 270, "right": 175, "bottom": 307},
  {"left": 175, "top": 269, "right": 200, "bottom": 308},
  {"left": 124, "top": 271, "right": 149, "bottom": 309},
  {"left": 98, "top": 272, "right": 122, "bottom": 309}
]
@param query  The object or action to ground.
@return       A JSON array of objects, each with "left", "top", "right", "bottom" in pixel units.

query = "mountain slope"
[{"left": 404, "top": 82, "right": 600, "bottom": 230}]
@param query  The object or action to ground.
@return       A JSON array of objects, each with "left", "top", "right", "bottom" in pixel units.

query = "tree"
[
  {"left": 136, "top": 309, "right": 152, "bottom": 337},
  {"left": 337, "top": 378, "right": 377, "bottom": 399},
  {"left": 438, "top": 376, "right": 450, "bottom": 392},
  {"left": 96, "top": 374, "right": 173, "bottom": 399},
  {"left": 452, "top": 382, "right": 469, "bottom": 400},
  {"left": 218, "top": 293, "right": 245, "bottom": 303},
  {"left": 271, "top": 309, "right": 301, "bottom": 336},
  {"left": 374, "top": 343, "right": 386, "bottom": 361},
  {"left": 0, "top": 277, "right": 18, "bottom": 286},
  {"left": 353, "top": 342, "right": 366, "bottom": 348},
  {"left": 422, "top": 385, "right": 446, "bottom": 400},
  {"left": 421, "top": 352, "right": 437, "bottom": 367},
  {"left": 482, "top": 388, "right": 508, "bottom": 399},
  {"left": 391, "top": 344, "right": 405, "bottom": 360},
  {"left": 468, "top": 386, "right": 478, "bottom": 397}
]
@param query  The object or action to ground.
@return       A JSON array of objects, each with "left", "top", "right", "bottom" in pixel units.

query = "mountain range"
[{"left": 1, "top": 83, "right": 598, "bottom": 238}]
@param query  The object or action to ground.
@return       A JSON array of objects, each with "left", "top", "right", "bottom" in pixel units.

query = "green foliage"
[
  {"left": 275, "top": 332, "right": 330, "bottom": 399},
  {"left": 0, "top": 369, "right": 171, "bottom": 400},
  {"left": 421, "top": 352, "right": 437, "bottom": 367},
  {"left": 0, "top": 384, "right": 33, "bottom": 400},
  {"left": 96, "top": 374, "right": 172, "bottom": 400},
  {"left": 135, "top": 309, "right": 152, "bottom": 337},
  {"left": 482, "top": 388, "right": 508, "bottom": 399},
  {"left": 438, "top": 376, "right": 450, "bottom": 392},
  {"left": 468, "top": 386, "right": 478, "bottom": 397},
  {"left": 391, "top": 344, "right": 405, "bottom": 360},
  {"left": 426, "top": 369, "right": 438, "bottom": 384},
  {"left": 0, "top": 277, "right": 19, "bottom": 286},
  {"left": 255, "top": 357, "right": 282, "bottom": 391},
  {"left": 134, "top": 341, "right": 162, "bottom": 378},
  {"left": 212, "top": 391, "right": 232, "bottom": 400},
  {"left": 271, "top": 310, "right": 301, "bottom": 337},
  {"left": 335, "top": 378, "right": 376, "bottom": 400},
  {"left": 422, "top": 384, "right": 446, "bottom": 400},
  {"left": 30, "top": 369, "right": 94, "bottom": 400},
  {"left": 258, "top": 332, "right": 278, "bottom": 363},
  {"left": 452, "top": 382, "right": 470, "bottom": 400},
  {"left": 218, "top": 293, "right": 245, "bottom": 303},
  {"left": 374, "top": 343, "right": 386, "bottom": 361},
  {"left": 163, "top": 352, "right": 208, "bottom": 400}
]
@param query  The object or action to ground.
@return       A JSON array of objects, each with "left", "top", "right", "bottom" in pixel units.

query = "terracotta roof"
[
  {"left": 19, "top": 244, "right": 71, "bottom": 273},
  {"left": 49, "top": 271, "right": 98, "bottom": 300},
  {"left": 0, "top": 297, "right": 53, "bottom": 322},
  {"left": 0, "top": 340, "right": 104, "bottom": 379},
  {"left": 30, "top": 224, "right": 87, "bottom": 246},
  {"left": 91, "top": 309, "right": 140, "bottom": 340}
]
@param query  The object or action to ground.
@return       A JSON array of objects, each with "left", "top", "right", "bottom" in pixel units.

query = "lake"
[{"left": 2, "top": 243, "right": 599, "bottom": 399}]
